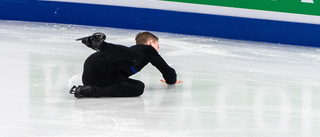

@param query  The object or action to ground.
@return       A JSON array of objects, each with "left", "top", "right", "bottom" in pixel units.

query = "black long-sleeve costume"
[
  {"left": 128, "top": 44, "right": 177, "bottom": 84},
  {"left": 81, "top": 42, "right": 177, "bottom": 97}
]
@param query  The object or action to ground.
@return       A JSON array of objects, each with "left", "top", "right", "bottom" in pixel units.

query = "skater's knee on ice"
[{"left": 133, "top": 81, "right": 145, "bottom": 96}]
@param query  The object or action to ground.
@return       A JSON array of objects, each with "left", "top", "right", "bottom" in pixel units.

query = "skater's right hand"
[{"left": 160, "top": 79, "right": 183, "bottom": 84}]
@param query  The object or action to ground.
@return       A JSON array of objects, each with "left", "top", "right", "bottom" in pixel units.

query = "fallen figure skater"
[{"left": 69, "top": 32, "right": 182, "bottom": 98}]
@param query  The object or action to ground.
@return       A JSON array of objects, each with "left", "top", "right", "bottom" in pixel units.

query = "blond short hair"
[{"left": 135, "top": 32, "right": 158, "bottom": 45}]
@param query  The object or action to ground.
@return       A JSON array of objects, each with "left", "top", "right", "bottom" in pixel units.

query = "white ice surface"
[{"left": 0, "top": 20, "right": 320, "bottom": 137}]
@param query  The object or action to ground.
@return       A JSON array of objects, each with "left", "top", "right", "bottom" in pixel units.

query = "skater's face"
[{"left": 148, "top": 40, "right": 159, "bottom": 52}]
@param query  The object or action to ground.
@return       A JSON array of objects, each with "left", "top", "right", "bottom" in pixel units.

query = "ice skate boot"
[{"left": 69, "top": 85, "right": 92, "bottom": 98}]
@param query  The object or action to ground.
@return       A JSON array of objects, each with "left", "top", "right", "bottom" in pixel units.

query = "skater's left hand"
[{"left": 161, "top": 79, "right": 183, "bottom": 84}]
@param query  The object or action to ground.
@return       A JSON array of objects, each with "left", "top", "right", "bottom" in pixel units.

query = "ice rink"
[{"left": 0, "top": 20, "right": 319, "bottom": 137}]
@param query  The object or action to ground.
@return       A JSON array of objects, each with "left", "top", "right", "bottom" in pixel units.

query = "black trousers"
[
  {"left": 88, "top": 78, "right": 145, "bottom": 97},
  {"left": 82, "top": 51, "right": 144, "bottom": 97}
]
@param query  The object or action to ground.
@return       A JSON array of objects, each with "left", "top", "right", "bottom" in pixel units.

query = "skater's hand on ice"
[{"left": 161, "top": 79, "right": 183, "bottom": 84}]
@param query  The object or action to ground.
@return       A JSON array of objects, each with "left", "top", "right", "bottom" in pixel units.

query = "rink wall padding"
[{"left": 1, "top": 0, "right": 320, "bottom": 47}]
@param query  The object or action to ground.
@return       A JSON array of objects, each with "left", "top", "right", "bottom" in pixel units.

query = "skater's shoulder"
[
  {"left": 131, "top": 44, "right": 157, "bottom": 53},
  {"left": 130, "top": 44, "right": 147, "bottom": 48}
]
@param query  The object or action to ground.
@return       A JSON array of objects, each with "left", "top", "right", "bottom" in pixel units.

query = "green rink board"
[{"left": 162, "top": 0, "right": 320, "bottom": 16}]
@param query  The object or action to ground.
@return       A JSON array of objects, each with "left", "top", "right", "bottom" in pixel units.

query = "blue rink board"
[{"left": 1, "top": 0, "right": 319, "bottom": 47}]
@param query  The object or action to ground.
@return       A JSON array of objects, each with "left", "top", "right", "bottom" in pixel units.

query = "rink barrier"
[{"left": 0, "top": 0, "right": 320, "bottom": 47}]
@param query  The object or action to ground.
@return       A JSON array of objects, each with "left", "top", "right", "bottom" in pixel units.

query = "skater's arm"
[{"left": 146, "top": 46, "right": 178, "bottom": 84}]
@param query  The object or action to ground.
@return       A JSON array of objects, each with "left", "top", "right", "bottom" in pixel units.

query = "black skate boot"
[{"left": 69, "top": 85, "right": 92, "bottom": 98}]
